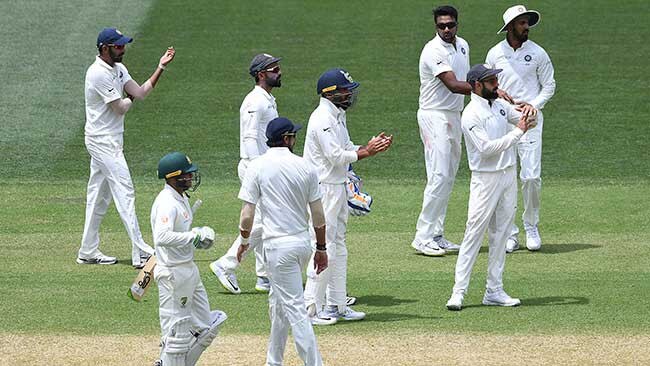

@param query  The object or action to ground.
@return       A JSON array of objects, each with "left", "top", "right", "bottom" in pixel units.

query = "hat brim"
[
  {"left": 497, "top": 11, "right": 540, "bottom": 34},
  {"left": 113, "top": 36, "right": 133, "bottom": 46},
  {"left": 252, "top": 57, "right": 282, "bottom": 76},
  {"left": 479, "top": 68, "right": 503, "bottom": 81}
]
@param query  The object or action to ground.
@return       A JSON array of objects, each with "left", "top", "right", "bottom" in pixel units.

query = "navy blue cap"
[
  {"left": 265, "top": 117, "right": 302, "bottom": 142},
  {"left": 467, "top": 64, "right": 503, "bottom": 84},
  {"left": 97, "top": 28, "right": 133, "bottom": 48},
  {"left": 317, "top": 68, "right": 359, "bottom": 95}
]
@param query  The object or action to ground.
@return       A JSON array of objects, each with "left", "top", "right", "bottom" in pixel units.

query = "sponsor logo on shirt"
[
  {"left": 469, "top": 125, "right": 477, "bottom": 131},
  {"left": 322, "top": 127, "right": 331, "bottom": 132},
  {"left": 180, "top": 296, "right": 188, "bottom": 308}
]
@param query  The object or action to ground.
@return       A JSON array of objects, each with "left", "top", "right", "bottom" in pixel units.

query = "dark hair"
[{"left": 433, "top": 5, "right": 458, "bottom": 23}]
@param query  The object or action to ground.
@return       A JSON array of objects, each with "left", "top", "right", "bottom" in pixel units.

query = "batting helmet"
[
  {"left": 316, "top": 68, "right": 359, "bottom": 95},
  {"left": 157, "top": 152, "right": 198, "bottom": 179}
]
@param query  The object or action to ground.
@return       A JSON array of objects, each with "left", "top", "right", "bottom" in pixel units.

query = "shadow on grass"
[
  {"left": 355, "top": 295, "right": 418, "bottom": 307},
  {"left": 462, "top": 296, "right": 589, "bottom": 309},
  {"left": 437, "top": 243, "right": 601, "bottom": 256},
  {"left": 364, "top": 312, "right": 442, "bottom": 323}
]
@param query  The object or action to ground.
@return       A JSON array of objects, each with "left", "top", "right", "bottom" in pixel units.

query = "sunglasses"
[
  {"left": 436, "top": 22, "right": 457, "bottom": 30},
  {"left": 263, "top": 66, "right": 281, "bottom": 74},
  {"left": 107, "top": 44, "right": 125, "bottom": 50}
]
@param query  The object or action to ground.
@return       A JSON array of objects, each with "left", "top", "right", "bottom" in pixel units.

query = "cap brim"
[
  {"left": 497, "top": 10, "right": 541, "bottom": 34},
  {"left": 260, "top": 57, "right": 282, "bottom": 70},
  {"left": 113, "top": 36, "right": 133, "bottom": 45},
  {"left": 291, "top": 123, "right": 302, "bottom": 133},
  {"left": 480, "top": 68, "right": 503, "bottom": 80}
]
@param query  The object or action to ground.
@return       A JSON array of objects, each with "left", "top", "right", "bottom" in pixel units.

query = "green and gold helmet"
[{"left": 157, "top": 152, "right": 201, "bottom": 191}]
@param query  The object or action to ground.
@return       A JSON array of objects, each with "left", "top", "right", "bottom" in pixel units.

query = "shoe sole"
[
  {"left": 446, "top": 304, "right": 462, "bottom": 311},
  {"left": 210, "top": 262, "right": 241, "bottom": 294},
  {"left": 482, "top": 300, "right": 521, "bottom": 307},
  {"left": 311, "top": 318, "right": 337, "bottom": 326},
  {"left": 76, "top": 258, "right": 117, "bottom": 265},
  {"left": 526, "top": 245, "right": 541, "bottom": 251},
  {"left": 255, "top": 286, "right": 270, "bottom": 292},
  {"left": 421, "top": 250, "right": 446, "bottom": 257}
]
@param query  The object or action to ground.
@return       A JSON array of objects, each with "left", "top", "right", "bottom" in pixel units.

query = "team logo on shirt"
[
  {"left": 182, "top": 211, "right": 189, "bottom": 219},
  {"left": 461, "top": 47, "right": 466, "bottom": 55},
  {"left": 524, "top": 55, "right": 532, "bottom": 62},
  {"left": 119, "top": 70, "right": 124, "bottom": 80},
  {"left": 180, "top": 296, "right": 188, "bottom": 308},
  {"left": 500, "top": 109, "right": 506, "bottom": 116}
]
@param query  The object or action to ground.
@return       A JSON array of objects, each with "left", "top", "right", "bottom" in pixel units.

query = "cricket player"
[
  {"left": 210, "top": 53, "right": 282, "bottom": 294},
  {"left": 152, "top": 152, "right": 227, "bottom": 366},
  {"left": 77, "top": 27, "right": 175, "bottom": 268},
  {"left": 446, "top": 64, "right": 537, "bottom": 311},
  {"left": 237, "top": 117, "right": 327, "bottom": 366},
  {"left": 302, "top": 68, "right": 392, "bottom": 324},
  {"left": 486, "top": 5, "right": 556, "bottom": 252}
]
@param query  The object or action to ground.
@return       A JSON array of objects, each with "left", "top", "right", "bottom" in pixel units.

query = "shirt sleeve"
[
  {"left": 152, "top": 204, "right": 195, "bottom": 248},
  {"left": 431, "top": 47, "right": 453, "bottom": 77},
  {"left": 529, "top": 50, "right": 556, "bottom": 110},
  {"left": 307, "top": 166, "right": 323, "bottom": 203},
  {"left": 317, "top": 120, "right": 358, "bottom": 166},
  {"left": 241, "top": 98, "right": 264, "bottom": 159},
  {"left": 238, "top": 162, "right": 261, "bottom": 204},
  {"left": 462, "top": 113, "right": 523, "bottom": 158},
  {"left": 90, "top": 72, "right": 121, "bottom": 104}
]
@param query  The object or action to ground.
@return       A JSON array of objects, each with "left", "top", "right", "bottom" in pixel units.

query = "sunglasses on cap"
[
  {"left": 263, "top": 66, "right": 281, "bottom": 74},
  {"left": 436, "top": 22, "right": 457, "bottom": 30}
]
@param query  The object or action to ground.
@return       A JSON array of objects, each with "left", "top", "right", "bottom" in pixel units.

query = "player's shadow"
[
  {"left": 533, "top": 243, "right": 600, "bottom": 254},
  {"left": 462, "top": 296, "right": 588, "bottom": 309},
  {"left": 355, "top": 295, "right": 418, "bottom": 307},
  {"left": 363, "top": 312, "right": 442, "bottom": 323}
]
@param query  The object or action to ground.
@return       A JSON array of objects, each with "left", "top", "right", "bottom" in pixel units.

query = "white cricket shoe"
[
  {"left": 310, "top": 311, "right": 338, "bottom": 326},
  {"left": 210, "top": 261, "right": 241, "bottom": 294},
  {"left": 525, "top": 224, "right": 542, "bottom": 251},
  {"left": 325, "top": 305, "right": 366, "bottom": 321},
  {"left": 412, "top": 240, "right": 446, "bottom": 257},
  {"left": 482, "top": 289, "right": 521, "bottom": 307},
  {"left": 255, "top": 276, "right": 271, "bottom": 292},
  {"left": 76, "top": 252, "right": 117, "bottom": 265},
  {"left": 506, "top": 236, "right": 520, "bottom": 253},
  {"left": 446, "top": 291, "right": 464, "bottom": 311},
  {"left": 346, "top": 296, "right": 357, "bottom": 306},
  {"left": 435, "top": 236, "right": 461, "bottom": 251}
]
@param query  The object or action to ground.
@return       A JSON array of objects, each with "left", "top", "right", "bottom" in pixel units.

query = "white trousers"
[
  {"left": 304, "top": 184, "right": 348, "bottom": 312},
  {"left": 414, "top": 109, "right": 462, "bottom": 243},
  {"left": 510, "top": 112, "right": 544, "bottom": 236},
  {"left": 79, "top": 135, "right": 154, "bottom": 264},
  {"left": 265, "top": 240, "right": 322, "bottom": 366},
  {"left": 155, "top": 262, "right": 212, "bottom": 339},
  {"left": 453, "top": 166, "right": 517, "bottom": 294},
  {"left": 215, "top": 159, "right": 266, "bottom": 277}
]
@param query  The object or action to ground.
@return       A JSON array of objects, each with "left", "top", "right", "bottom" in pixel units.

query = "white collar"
[{"left": 319, "top": 97, "right": 345, "bottom": 119}]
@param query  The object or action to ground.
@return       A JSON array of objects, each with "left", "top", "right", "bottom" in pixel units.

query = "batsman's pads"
[
  {"left": 128, "top": 255, "right": 157, "bottom": 301},
  {"left": 346, "top": 165, "right": 372, "bottom": 216},
  {"left": 185, "top": 310, "right": 228, "bottom": 366},
  {"left": 192, "top": 226, "right": 215, "bottom": 249},
  {"left": 161, "top": 316, "right": 193, "bottom": 366}
]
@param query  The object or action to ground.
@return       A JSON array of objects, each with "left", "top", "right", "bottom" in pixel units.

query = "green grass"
[{"left": 1, "top": 0, "right": 649, "bottom": 339}]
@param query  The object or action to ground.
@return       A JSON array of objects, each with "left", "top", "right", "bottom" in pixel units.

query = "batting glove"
[{"left": 192, "top": 226, "right": 216, "bottom": 249}]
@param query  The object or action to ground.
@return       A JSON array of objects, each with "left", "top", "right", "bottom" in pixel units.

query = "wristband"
[
  {"left": 316, "top": 243, "right": 327, "bottom": 252},
  {"left": 240, "top": 235, "right": 249, "bottom": 246},
  {"left": 158, "top": 63, "right": 166, "bottom": 70}
]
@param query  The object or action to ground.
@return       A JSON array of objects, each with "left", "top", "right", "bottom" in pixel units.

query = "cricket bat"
[{"left": 128, "top": 199, "right": 203, "bottom": 302}]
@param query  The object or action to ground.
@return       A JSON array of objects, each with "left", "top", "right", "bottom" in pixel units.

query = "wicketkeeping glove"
[
  {"left": 346, "top": 165, "right": 373, "bottom": 216},
  {"left": 192, "top": 226, "right": 216, "bottom": 249}
]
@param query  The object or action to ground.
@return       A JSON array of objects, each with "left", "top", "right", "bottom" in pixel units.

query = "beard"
[
  {"left": 266, "top": 75, "right": 282, "bottom": 88},
  {"left": 481, "top": 86, "right": 499, "bottom": 100},
  {"left": 108, "top": 48, "right": 123, "bottom": 63}
]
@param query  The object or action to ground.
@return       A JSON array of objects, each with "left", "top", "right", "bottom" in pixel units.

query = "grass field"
[{"left": 1, "top": 0, "right": 649, "bottom": 365}]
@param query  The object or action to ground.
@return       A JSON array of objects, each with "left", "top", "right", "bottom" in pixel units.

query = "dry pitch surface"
[{"left": 2, "top": 333, "right": 648, "bottom": 365}]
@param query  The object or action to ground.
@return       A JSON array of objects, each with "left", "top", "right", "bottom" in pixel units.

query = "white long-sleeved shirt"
[
  {"left": 84, "top": 56, "right": 132, "bottom": 137},
  {"left": 462, "top": 93, "right": 525, "bottom": 172},
  {"left": 418, "top": 34, "right": 470, "bottom": 112},
  {"left": 150, "top": 184, "right": 196, "bottom": 266},
  {"left": 239, "top": 85, "right": 279, "bottom": 159},
  {"left": 485, "top": 39, "right": 555, "bottom": 110},
  {"left": 303, "top": 98, "right": 359, "bottom": 184},
  {"left": 239, "top": 147, "right": 322, "bottom": 244}
]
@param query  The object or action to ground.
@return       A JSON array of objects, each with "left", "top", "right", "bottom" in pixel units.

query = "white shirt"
[
  {"left": 485, "top": 39, "right": 556, "bottom": 110},
  {"left": 239, "top": 147, "right": 322, "bottom": 244},
  {"left": 150, "top": 184, "right": 196, "bottom": 266},
  {"left": 418, "top": 35, "right": 470, "bottom": 111},
  {"left": 239, "top": 85, "right": 279, "bottom": 159},
  {"left": 462, "top": 93, "right": 524, "bottom": 172},
  {"left": 84, "top": 56, "right": 132, "bottom": 137},
  {"left": 303, "top": 98, "right": 358, "bottom": 184}
]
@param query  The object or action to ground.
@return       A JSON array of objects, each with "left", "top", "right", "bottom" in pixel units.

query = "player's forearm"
[
  {"left": 239, "top": 202, "right": 256, "bottom": 237},
  {"left": 109, "top": 98, "right": 133, "bottom": 115},
  {"left": 474, "top": 128, "right": 524, "bottom": 157}
]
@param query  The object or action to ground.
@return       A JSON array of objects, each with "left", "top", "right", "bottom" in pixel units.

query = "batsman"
[{"left": 151, "top": 152, "right": 227, "bottom": 366}]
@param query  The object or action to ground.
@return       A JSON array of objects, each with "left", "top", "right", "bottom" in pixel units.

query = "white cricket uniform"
[
  {"left": 485, "top": 39, "right": 555, "bottom": 232},
  {"left": 452, "top": 93, "right": 524, "bottom": 294},
  {"left": 239, "top": 147, "right": 323, "bottom": 366},
  {"left": 414, "top": 35, "right": 470, "bottom": 244},
  {"left": 303, "top": 97, "right": 359, "bottom": 312},
  {"left": 79, "top": 56, "right": 154, "bottom": 265},
  {"left": 218, "top": 85, "right": 278, "bottom": 277},
  {"left": 151, "top": 184, "right": 212, "bottom": 343}
]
